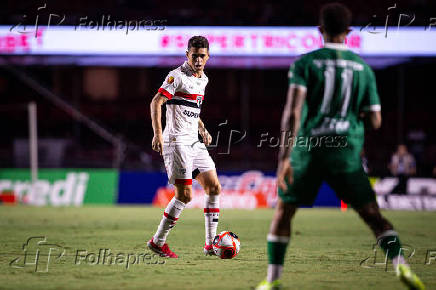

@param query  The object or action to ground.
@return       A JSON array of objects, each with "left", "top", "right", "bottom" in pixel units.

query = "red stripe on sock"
[
  {"left": 175, "top": 179, "right": 192, "bottom": 185},
  {"left": 164, "top": 212, "right": 179, "bottom": 221},
  {"left": 204, "top": 208, "right": 220, "bottom": 213}
]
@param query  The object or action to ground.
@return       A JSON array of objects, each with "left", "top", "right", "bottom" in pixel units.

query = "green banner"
[{"left": 0, "top": 169, "right": 118, "bottom": 206}]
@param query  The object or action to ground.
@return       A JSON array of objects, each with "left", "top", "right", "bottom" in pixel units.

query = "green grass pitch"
[{"left": 0, "top": 206, "right": 435, "bottom": 289}]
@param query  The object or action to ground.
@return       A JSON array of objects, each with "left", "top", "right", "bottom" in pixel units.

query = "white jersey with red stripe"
[{"left": 158, "top": 61, "right": 208, "bottom": 145}]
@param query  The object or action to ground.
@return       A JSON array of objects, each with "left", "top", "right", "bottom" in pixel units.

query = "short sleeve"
[
  {"left": 158, "top": 72, "right": 181, "bottom": 99},
  {"left": 361, "top": 67, "right": 381, "bottom": 112},
  {"left": 288, "top": 58, "right": 307, "bottom": 89}
]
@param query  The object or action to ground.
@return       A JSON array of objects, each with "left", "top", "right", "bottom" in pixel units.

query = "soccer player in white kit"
[{"left": 148, "top": 36, "right": 221, "bottom": 258}]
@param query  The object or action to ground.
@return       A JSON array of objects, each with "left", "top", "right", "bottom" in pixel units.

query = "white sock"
[
  {"left": 204, "top": 195, "right": 220, "bottom": 246},
  {"left": 153, "top": 197, "right": 186, "bottom": 246},
  {"left": 267, "top": 264, "right": 283, "bottom": 283}
]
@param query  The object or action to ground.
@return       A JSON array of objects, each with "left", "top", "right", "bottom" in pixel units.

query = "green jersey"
[
  {"left": 288, "top": 43, "right": 381, "bottom": 155},
  {"left": 279, "top": 43, "right": 380, "bottom": 205}
]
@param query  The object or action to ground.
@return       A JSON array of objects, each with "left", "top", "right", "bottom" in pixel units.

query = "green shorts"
[{"left": 278, "top": 148, "right": 376, "bottom": 209}]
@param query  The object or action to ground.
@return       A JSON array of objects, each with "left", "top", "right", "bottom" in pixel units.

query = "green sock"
[
  {"left": 267, "top": 234, "right": 289, "bottom": 265},
  {"left": 377, "top": 230, "right": 403, "bottom": 260}
]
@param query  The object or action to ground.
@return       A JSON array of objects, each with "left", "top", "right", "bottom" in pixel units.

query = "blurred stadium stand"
[
  {"left": 1, "top": 0, "right": 435, "bottom": 26},
  {"left": 1, "top": 1, "right": 436, "bottom": 176}
]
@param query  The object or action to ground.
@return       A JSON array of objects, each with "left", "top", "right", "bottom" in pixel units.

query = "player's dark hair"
[
  {"left": 187, "top": 36, "right": 209, "bottom": 51},
  {"left": 320, "top": 3, "right": 352, "bottom": 36}
]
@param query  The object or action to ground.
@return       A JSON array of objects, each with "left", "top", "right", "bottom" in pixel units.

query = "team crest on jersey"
[
  {"left": 167, "top": 76, "right": 174, "bottom": 84},
  {"left": 196, "top": 95, "right": 203, "bottom": 107}
]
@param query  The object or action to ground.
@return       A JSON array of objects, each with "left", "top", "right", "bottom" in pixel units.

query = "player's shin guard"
[
  {"left": 153, "top": 197, "right": 186, "bottom": 246},
  {"left": 267, "top": 234, "right": 290, "bottom": 283},
  {"left": 377, "top": 230, "right": 405, "bottom": 265},
  {"left": 204, "top": 194, "right": 220, "bottom": 246}
]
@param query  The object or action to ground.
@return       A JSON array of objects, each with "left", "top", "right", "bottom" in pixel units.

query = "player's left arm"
[
  {"left": 276, "top": 57, "right": 308, "bottom": 191},
  {"left": 277, "top": 85, "right": 307, "bottom": 191},
  {"left": 198, "top": 118, "right": 212, "bottom": 146},
  {"left": 360, "top": 67, "right": 382, "bottom": 130}
]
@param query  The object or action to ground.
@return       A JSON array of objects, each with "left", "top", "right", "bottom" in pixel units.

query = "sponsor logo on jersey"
[
  {"left": 183, "top": 109, "right": 199, "bottom": 118},
  {"left": 167, "top": 76, "right": 174, "bottom": 84}
]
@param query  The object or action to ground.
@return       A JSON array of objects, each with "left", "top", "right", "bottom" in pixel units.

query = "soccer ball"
[{"left": 212, "top": 231, "right": 240, "bottom": 259}]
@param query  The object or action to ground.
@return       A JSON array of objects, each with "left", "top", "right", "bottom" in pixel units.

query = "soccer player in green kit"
[{"left": 257, "top": 3, "right": 424, "bottom": 290}]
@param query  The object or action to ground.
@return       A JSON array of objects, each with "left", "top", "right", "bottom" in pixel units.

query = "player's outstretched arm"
[
  {"left": 277, "top": 85, "right": 307, "bottom": 191},
  {"left": 198, "top": 118, "right": 212, "bottom": 146},
  {"left": 150, "top": 93, "right": 168, "bottom": 155}
]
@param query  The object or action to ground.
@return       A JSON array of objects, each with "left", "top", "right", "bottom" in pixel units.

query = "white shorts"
[{"left": 163, "top": 141, "right": 216, "bottom": 185}]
